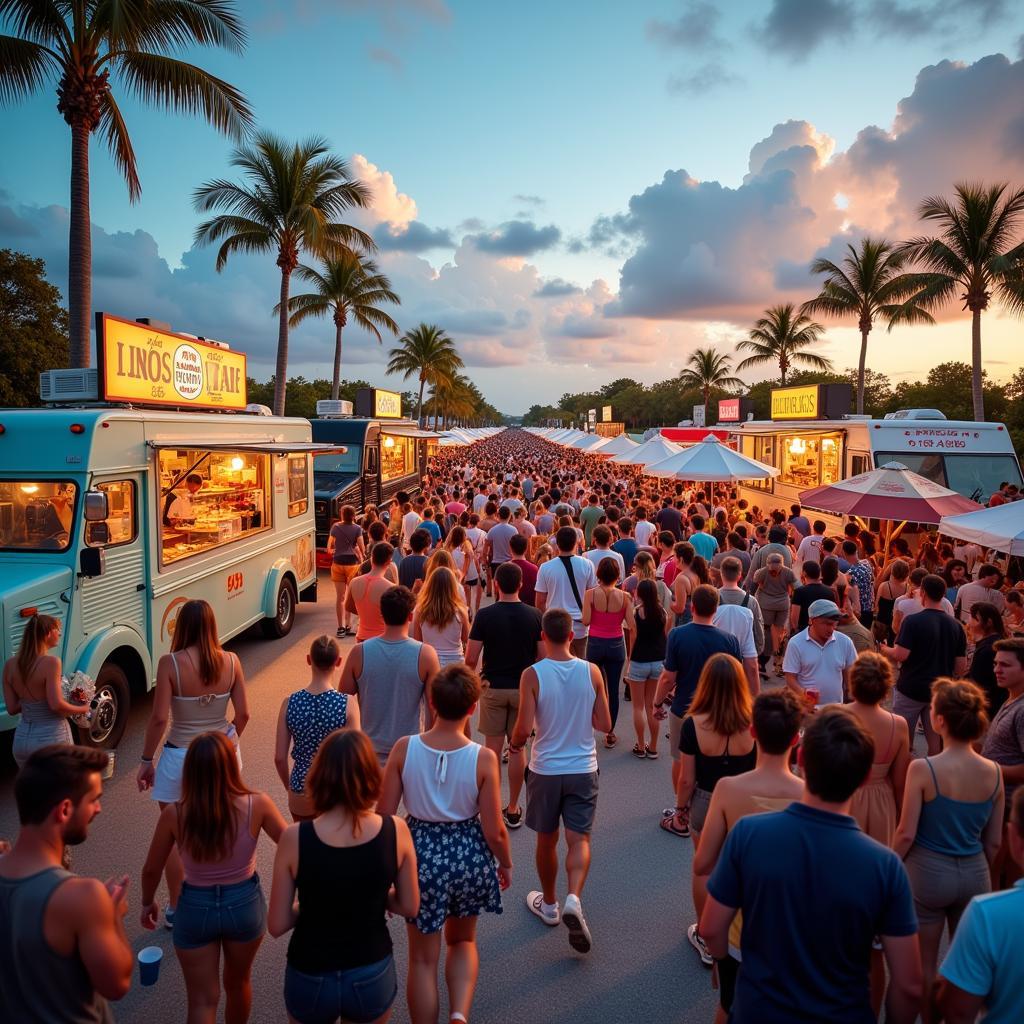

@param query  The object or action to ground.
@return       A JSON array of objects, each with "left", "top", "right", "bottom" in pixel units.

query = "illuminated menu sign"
[
  {"left": 355, "top": 387, "right": 402, "bottom": 419},
  {"left": 96, "top": 313, "right": 247, "bottom": 410},
  {"left": 771, "top": 383, "right": 852, "bottom": 421},
  {"left": 718, "top": 398, "right": 741, "bottom": 422},
  {"left": 602, "top": 405, "right": 613, "bottom": 422}
]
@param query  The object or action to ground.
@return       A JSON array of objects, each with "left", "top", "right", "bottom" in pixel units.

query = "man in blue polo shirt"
[
  {"left": 937, "top": 786, "right": 1024, "bottom": 1023},
  {"left": 687, "top": 514, "right": 719, "bottom": 561},
  {"left": 700, "top": 708, "right": 922, "bottom": 1024}
]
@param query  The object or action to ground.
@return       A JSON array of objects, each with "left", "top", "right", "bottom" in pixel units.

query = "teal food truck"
[{"left": 0, "top": 314, "right": 339, "bottom": 748}]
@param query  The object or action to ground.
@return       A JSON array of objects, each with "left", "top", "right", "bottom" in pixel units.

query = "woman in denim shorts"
[
  {"left": 140, "top": 732, "right": 287, "bottom": 1023},
  {"left": 269, "top": 730, "right": 420, "bottom": 1024},
  {"left": 624, "top": 579, "right": 668, "bottom": 758}
]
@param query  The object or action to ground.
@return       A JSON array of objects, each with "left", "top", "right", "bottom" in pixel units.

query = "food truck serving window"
[
  {"left": 739, "top": 437, "right": 774, "bottom": 491},
  {"left": 779, "top": 434, "right": 842, "bottom": 488},
  {"left": 380, "top": 434, "right": 414, "bottom": 482},
  {"left": 158, "top": 448, "right": 270, "bottom": 565},
  {"left": 86, "top": 481, "right": 136, "bottom": 548},
  {"left": 0, "top": 481, "right": 77, "bottom": 551}
]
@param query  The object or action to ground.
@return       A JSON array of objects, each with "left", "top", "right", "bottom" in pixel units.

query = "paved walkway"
[{"left": 0, "top": 585, "right": 721, "bottom": 1023}]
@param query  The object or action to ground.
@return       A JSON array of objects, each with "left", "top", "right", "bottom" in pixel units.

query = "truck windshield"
[
  {"left": 874, "top": 452, "right": 1023, "bottom": 504},
  {"left": 0, "top": 480, "right": 78, "bottom": 551},
  {"left": 314, "top": 446, "right": 361, "bottom": 475}
]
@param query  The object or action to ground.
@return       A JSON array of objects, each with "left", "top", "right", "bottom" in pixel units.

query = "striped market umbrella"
[{"left": 800, "top": 462, "right": 982, "bottom": 524}]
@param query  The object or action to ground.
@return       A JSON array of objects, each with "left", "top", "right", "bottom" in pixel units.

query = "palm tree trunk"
[
  {"left": 331, "top": 322, "right": 343, "bottom": 401},
  {"left": 856, "top": 329, "right": 869, "bottom": 416},
  {"left": 416, "top": 374, "right": 426, "bottom": 426},
  {"left": 68, "top": 122, "right": 92, "bottom": 367},
  {"left": 971, "top": 308, "right": 984, "bottom": 421},
  {"left": 274, "top": 269, "right": 291, "bottom": 416}
]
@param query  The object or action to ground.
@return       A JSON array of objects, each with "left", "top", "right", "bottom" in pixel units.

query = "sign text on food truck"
[
  {"left": 97, "top": 314, "right": 247, "bottom": 410},
  {"left": 770, "top": 383, "right": 851, "bottom": 421},
  {"left": 355, "top": 387, "right": 402, "bottom": 419}
]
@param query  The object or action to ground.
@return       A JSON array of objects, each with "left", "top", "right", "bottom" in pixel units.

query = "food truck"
[
  {"left": 724, "top": 383, "right": 1023, "bottom": 520},
  {"left": 310, "top": 388, "right": 439, "bottom": 566},
  {"left": 0, "top": 314, "right": 341, "bottom": 748}
]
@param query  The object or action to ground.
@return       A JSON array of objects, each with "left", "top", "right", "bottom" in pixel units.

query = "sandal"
[
  {"left": 604, "top": 732, "right": 618, "bottom": 749},
  {"left": 632, "top": 743, "right": 646, "bottom": 758},
  {"left": 660, "top": 814, "right": 690, "bottom": 838},
  {"left": 645, "top": 746, "right": 659, "bottom": 759}
]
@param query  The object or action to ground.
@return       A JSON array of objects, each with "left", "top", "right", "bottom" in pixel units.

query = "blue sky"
[{"left": 3, "top": 1, "right": 1024, "bottom": 412}]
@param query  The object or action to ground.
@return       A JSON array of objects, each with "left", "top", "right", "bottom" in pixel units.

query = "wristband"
[{"left": 140, "top": 756, "right": 153, "bottom": 763}]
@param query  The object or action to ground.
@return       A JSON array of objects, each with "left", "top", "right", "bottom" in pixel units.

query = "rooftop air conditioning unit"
[
  {"left": 244, "top": 403, "right": 273, "bottom": 417},
  {"left": 316, "top": 399, "right": 354, "bottom": 418},
  {"left": 40, "top": 368, "right": 99, "bottom": 403},
  {"left": 883, "top": 409, "right": 946, "bottom": 421}
]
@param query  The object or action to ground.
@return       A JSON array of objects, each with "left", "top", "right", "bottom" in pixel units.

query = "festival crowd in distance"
[{"left": 2, "top": 426, "right": 1024, "bottom": 1024}]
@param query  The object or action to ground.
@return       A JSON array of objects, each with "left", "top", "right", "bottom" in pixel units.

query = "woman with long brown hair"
[
  {"left": 140, "top": 732, "right": 286, "bottom": 1024},
  {"left": 669, "top": 653, "right": 755, "bottom": 968},
  {"left": 446, "top": 524, "right": 482, "bottom": 620},
  {"left": 269, "top": 730, "right": 419, "bottom": 1024},
  {"left": 137, "top": 599, "right": 250, "bottom": 929},
  {"left": 2, "top": 614, "right": 85, "bottom": 767},
  {"left": 413, "top": 566, "right": 470, "bottom": 668}
]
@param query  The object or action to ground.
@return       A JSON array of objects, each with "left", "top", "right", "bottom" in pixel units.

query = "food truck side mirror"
[
  {"left": 79, "top": 547, "right": 105, "bottom": 578},
  {"left": 83, "top": 491, "right": 109, "bottom": 522}
]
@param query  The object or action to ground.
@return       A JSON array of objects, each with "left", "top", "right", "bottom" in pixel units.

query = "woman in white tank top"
[{"left": 379, "top": 664, "right": 512, "bottom": 1024}]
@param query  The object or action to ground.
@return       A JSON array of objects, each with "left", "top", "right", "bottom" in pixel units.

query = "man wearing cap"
[
  {"left": 744, "top": 525, "right": 793, "bottom": 590},
  {"left": 782, "top": 599, "right": 858, "bottom": 708}
]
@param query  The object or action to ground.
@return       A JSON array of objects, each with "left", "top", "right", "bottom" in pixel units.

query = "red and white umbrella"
[{"left": 799, "top": 462, "right": 982, "bottom": 524}]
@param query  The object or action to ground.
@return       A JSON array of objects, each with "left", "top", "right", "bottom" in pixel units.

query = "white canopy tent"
[
  {"left": 609, "top": 433, "right": 682, "bottom": 466},
  {"left": 570, "top": 434, "right": 612, "bottom": 452},
  {"left": 645, "top": 434, "right": 779, "bottom": 482},
  {"left": 595, "top": 433, "right": 640, "bottom": 457},
  {"left": 938, "top": 502, "right": 1024, "bottom": 556}
]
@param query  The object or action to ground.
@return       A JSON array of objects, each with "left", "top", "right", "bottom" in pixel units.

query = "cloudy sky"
[{"left": 3, "top": 0, "right": 1024, "bottom": 413}]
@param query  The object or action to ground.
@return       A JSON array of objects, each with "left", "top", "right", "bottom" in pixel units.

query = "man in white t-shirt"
[
  {"left": 795, "top": 519, "right": 826, "bottom": 569},
  {"left": 535, "top": 525, "right": 598, "bottom": 658},
  {"left": 582, "top": 525, "right": 625, "bottom": 584},
  {"left": 713, "top": 598, "right": 760, "bottom": 696},
  {"left": 954, "top": 565, "right": 1005, "bottom": 625},
  {"left": 634, "top": 508, "right": 657, "bottom": 549},
  {"left": 782, "top": 599, "right": 858, "bottom": 707}
]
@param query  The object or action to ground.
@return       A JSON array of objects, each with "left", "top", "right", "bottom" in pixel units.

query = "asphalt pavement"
[{"left": 0, "top": 582, "right": 721, "bottom": 1023}]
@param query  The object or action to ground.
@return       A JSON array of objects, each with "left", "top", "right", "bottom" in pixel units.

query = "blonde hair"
[
  {"left": 687, "top": 653, "right": 752, "bottom": 736},
  {"left": 416, "top": 566, "right": 466, "bottom": 628},
  {"left": 633, "top": 550, "right": 656, "bottom": 581},
  {"left": 426, "top": 548, "right": 456, "bottom": 576},
  {"left": 16, "top": 614, "right": 59, "bottom": 683}
]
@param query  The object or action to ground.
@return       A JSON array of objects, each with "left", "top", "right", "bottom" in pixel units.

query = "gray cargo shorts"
[{"left": 524, "top": 769, "right": 599, "bottom": 835}]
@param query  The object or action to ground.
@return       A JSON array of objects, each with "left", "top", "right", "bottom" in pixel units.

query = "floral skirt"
[{"left": 406, "top": 815, "right": 502, "bottom": 934}]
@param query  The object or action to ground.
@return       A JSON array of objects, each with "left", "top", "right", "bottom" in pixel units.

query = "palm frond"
[
  {"left": 115, "top": 50, "right": 253, "bottom": 138},
  {"left": 0, "top": 32, "right": 57, "bottom": 101},
  {"left": 97, "top": 90, "right": 140, "bottom": 200},
  {"left": 100, "top": 0, "right": 247, "bottom": 54},
  {"left": 0, "top": 1, "right": 71, "bottom": 46}
]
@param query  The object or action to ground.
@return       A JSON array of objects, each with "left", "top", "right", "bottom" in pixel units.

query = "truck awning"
[
  {"left": 377, "top": 426, "right": 443, "bottom": 440},
  {"left": 146, "top": 441, "right": 346, "bottom": 454}
]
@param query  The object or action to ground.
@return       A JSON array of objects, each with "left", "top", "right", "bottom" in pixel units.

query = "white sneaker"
[
  {"left": 526, "top": 890, "right": 560, "bottom": 926},
  {"left": 562, "top": 893, "right": 592, "bottom": 953},
  {"left": 687, "top": 922, "right": 713, "bottom": 966}
]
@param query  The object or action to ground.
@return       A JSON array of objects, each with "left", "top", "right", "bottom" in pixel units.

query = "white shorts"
[{"left": 151, "top": 731, "right": 241, "bottom": 803}]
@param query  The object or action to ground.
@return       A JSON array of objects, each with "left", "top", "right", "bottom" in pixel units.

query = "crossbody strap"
[{"left": 559, "top": 555, "right": 584, "bottom": 611}]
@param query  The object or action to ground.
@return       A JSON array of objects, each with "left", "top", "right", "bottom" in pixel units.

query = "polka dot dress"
[{"left": 286, "top": 690, "right": 349, "bottom": 793}]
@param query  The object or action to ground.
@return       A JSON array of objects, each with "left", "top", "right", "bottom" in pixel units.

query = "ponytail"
[{"left": 16, "top": 614, "right": 59, "bottom": 682}]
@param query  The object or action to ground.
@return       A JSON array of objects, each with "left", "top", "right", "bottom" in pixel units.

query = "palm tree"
[
  {"left": 676, "top": 347, "right": 744, "bottom": 412},
  {"left": 0, "top": 1, "right": 252, "bottom": 367},
  {"left": 735, "top": 304, "right": 833, "bottom": 385},
  {"left": 279, "top": 253, "right": 399, "bottom": 401},
  {"left": 802, "top": 238, "right": 935, "bottom": 415},
  {"left": 386, "top": 324, "right": 463, "bottom": 425},
  {"left": 193, "top": 133, "right": 374, "bottom": 415},
  {"left": 895, "top": 182, "right": 1024, "bottom": 421}
]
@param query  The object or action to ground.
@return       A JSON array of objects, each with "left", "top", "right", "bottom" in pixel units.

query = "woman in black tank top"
[{"left": 269, "top": 731, "right": 418, "bottom": 1024}]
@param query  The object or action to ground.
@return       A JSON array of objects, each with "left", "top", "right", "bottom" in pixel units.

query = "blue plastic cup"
[{"left": 138, "top": 946, "right": 163, "bottom": 986}]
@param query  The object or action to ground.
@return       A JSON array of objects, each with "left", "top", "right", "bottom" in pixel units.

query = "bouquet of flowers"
[{"left": 61, "top": 671, "right": 96, "bottom": 726}]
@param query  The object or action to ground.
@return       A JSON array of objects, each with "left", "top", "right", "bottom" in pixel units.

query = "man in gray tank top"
[
  {"left": 0, "top": 745, "right": 133, "bottom": 1023},
  {"left": 341, "top": 585, "right": 441, "bottom": 764}
]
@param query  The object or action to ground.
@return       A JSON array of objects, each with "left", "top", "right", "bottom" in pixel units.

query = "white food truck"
[
  {"left": 0, "top": 314, "right": 341, "bottom": 748},
  {"left": 723, "top": 384, "right": 1023, "bottom": 524}
]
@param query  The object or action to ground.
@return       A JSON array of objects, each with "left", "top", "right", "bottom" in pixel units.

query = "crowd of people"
[{"left": 1, "top": 426, "right": 1023, "bottom": 1024}]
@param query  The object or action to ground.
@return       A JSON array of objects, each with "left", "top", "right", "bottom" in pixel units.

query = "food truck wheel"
[
  {"left": 76, "top": 662, "right": 130, "bottom": 749},
  {"left": 262, "top": 577, "right": 297, "bottom": 639}
]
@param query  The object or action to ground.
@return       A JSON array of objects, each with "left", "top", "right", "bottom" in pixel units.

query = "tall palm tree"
[
  {"left": 676, "top": 347, "right": 744, "bottom": 412},
  {"left": 0, "top": 0, "right": 252, "bottom": 367},
  {"left": 735, "top": 304, "right": 832, "bottom": 385},
  {"left": 386, "top": 324, "right": 463, "bottom": 425},
  {"left": 895, "top": 182, "right": 1024, "bottom": 421},
  {"left": 193, "top": 132, "right": 374, "bottom": 415},
  {"left": 802, "top": 238, "right": 934, "bottom": 415},
  {"left": 280, "top": 253, "right": 400, "bottom": 401}
]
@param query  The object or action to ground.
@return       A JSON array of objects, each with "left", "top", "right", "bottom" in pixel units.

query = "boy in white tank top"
[{"left": 510, "top": 609, "right": 611, "bottom": 954}]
